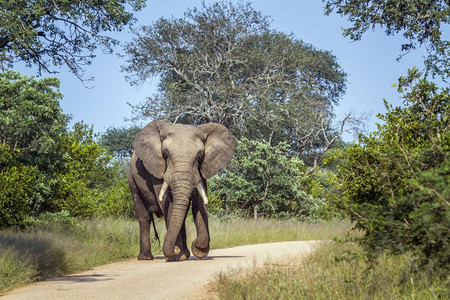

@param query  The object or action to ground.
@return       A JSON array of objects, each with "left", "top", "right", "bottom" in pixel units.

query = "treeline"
[
  {"left": 0, "top": 71, "right": 336, "bottom": 228},
  {"left": 0, "top": 72, "right": 133, "bottom": 227}
]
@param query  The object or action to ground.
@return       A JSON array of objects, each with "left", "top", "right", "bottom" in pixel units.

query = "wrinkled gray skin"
[{"left": 129, "top": 120, "right": 237, "bottom": 261}]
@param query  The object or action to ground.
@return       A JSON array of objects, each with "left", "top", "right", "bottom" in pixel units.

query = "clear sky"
[{"left": 16, "top": 0, "right": 430, "bottom": 140}]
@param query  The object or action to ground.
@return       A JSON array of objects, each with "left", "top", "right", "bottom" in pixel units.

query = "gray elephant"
[{"left": 128, "top": 120, "right": 237, "bottom": 261}]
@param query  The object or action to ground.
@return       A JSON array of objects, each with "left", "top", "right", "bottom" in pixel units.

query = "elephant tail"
[{"left": 151, "top": 214, "right": 160, "bottom": 245}]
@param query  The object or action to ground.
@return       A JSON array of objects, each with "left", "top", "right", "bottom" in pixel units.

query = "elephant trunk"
[{"left": 162, "top": 178, "right": 192, "bottom": 258}]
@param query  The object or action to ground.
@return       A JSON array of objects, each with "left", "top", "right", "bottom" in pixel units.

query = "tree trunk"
[{"left": 253, "top": 204, "right": 258, "bottom": 220}]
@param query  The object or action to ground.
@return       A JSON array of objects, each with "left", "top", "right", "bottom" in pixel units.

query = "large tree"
[
  {"left": 324, "top": 0, "right": 449, "bottom": 78},
  {"left": 124, "top": 1, "right": 347, "bottom": 156},
  {"left": 0, "top": 71, "right": 68, "bottom": 170},
  {"left": 100, "top": 125, "right": 141, "bottom": 159},
  {"left": 0, "top": 0, "right": 146, "bottom": 80}
]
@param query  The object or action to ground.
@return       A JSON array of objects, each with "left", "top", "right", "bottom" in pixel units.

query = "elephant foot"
[
  {"left": 191, "top": 240, "right": 209, "bottom": 259},
  {"left": 138, "top": 251, "right": 154, "bottom": 260},
  {"left": 165, "top": 249, "right": 190, "bottom": 262}
]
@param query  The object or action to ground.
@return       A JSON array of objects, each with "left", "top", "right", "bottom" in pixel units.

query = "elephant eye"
[
  {"left": 162, "top": 150, "right": 169, "bottom": 160},
  {"left": 197, "top": 151, "right": 205, "bottom": 162}
]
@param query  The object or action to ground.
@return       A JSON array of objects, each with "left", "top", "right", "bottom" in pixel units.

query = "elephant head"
[{"left": 133, "top": 120, "right": 237, "bottom": 258}]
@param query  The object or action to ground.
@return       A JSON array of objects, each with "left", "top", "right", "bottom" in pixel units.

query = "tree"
[
  {"left": 100, "top": 125, "right": 141, "bottom": 159},
  {"left": 0, "top": 71, "right": 69, "bottom": 217},
  {"left": 54, "top": 122, "right": 126, "bottom": 217},
  {"left": 328, "top": 68, "right": 449, "bottom": 276},
  {"left": 324, "top": 0, "right": 450, "bottom": 78},
  {"left": 124, "top": 1, "right": 347, "bottom": 157},
  {"left": 0, "top": 144, "right": 40, "bottom": 228},
  {"left": 0, "top": 0, "right": 146, "bottom": 80},
  {"left": 0, "top": 72, "right": 133, "bottom": 226},
  {"left": 0, "top": 71, "right": 68, "bottom": 169},
  {"left": 209, "top": 138, "right": 325, "bottom": 221}
]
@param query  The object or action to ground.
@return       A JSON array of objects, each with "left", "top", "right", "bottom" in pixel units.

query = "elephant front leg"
[
  {"left": 137, "top": 215, "right": 154, "bottom": 260},
  {"left": 130, "top": 178, "right": 154, "bottom": 260},
  {"left": 191, "top": 190, "right": 210, "bottom": 258}
]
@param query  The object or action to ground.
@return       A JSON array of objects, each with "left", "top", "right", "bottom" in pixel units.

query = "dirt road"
[{"left": 3, "top": 240, "right": 321, "bottom": 300}]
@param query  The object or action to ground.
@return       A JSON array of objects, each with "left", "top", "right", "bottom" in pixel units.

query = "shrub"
[
  {"left": 328, "top": 68, "right": 449, "bottom": 276},
  {"left": 209, "top": 138, "right": 326, "bottom": 221}
]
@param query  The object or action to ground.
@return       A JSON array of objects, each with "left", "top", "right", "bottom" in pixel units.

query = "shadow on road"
[
  {"left": 151, "top": 255, "right": 245, "bottom": 261},
  {"left": 47, "top": 274, "right": 113, "bottom": 283}
]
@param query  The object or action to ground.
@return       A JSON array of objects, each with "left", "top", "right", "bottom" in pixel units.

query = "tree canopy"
[
  {"left": 100, "top": 125, "right": 141, "bottom": 159},
  {"left": 324, "top": 0, "right": 450, "bottom": 78},
  {"left": 0, "top": 71, "right": 68, "bottom": 170},
  {"left": 0, "top": 0, "right": 146, "bottom": 80},
  {"left": 124, "top": 1, "right": 347, "bottom": 156}
]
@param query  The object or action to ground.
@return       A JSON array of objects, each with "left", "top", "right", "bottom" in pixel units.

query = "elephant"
[{"left": 128, "top": 120, "right": 237, "bottom": 261}]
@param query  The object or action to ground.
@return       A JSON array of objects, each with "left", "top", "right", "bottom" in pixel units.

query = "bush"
[
  {"left": 209, "top": 138, "right": 326, "bottom": 221},
  {"left": 97, "top": 179, "right": 134, "bottom": 218},
  {"left": 0, "top": 165, "right": 37, "bottom": 228},
  {"left": 328, "top": 68, "right": 449, "bottom": 277}
]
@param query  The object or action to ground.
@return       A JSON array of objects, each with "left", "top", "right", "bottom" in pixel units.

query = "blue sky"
[{"left": 16, "top": 0, "right": 430, "bottom": 140}]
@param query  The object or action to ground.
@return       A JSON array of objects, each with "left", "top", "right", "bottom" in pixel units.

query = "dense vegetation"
[
  {"left": 0, "top": 0, "right": 448, "bottom": 297},
  {"left": 0, "top": 71, "right": 134, "bottom": 228},
  {"left": 328, "top": 68, "right": 449, "bottom": 277}
]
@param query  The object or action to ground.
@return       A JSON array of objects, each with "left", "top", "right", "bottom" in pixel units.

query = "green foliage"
[
  {"left": 100, "top": 125, "right": 141, "bottom": 158},
  {"left": 210, "top": 138, "right": 325, "bottom": 221},
  {"left": 0, "top": 71, "right": 68, "bottom": 170},
  {"left": 54, "top": 122, "right": 131, "bottom": 217},
  {"left": 124, "top": 1, "right": 347, "bottom": 155},
  {"left": 0, "top": 72, "right": 133, "bottom": 227},
  {"left": 96, "top": 179, "right": 135, "bottom": 218},
  {"left": 0, "top": 72, "right": 69, "bottom": 227},
  {"left": 324, "top": 0, "right": 449, "bottom": 78},
  {"left": 302, "top": 168, "right": 344, "bottom": 220},
  {"left": 0, "top": 162, "right": 36, "bottom": 228},
  {"left": 328, "top": 68, "right": 449, "bottom": 276},
  {"left": 0, "top": 0, "right": 146, "bottom": 79}
]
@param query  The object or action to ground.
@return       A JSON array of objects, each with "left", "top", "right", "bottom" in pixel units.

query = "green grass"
[
  {"left": 0, "top": 218, "right": 350, "bottom": 294},
  {"left": 0, "top": 219, "right": 143, "bottom": 293},
  {"left": 205, "top": 219, "right": 352, "bottom": 249},
  {"left": 214, "top": 242, "right": 449, "bottom": 299}
]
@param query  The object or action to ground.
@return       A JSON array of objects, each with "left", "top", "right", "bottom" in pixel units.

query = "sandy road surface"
[{"left": 2, "top": 240, "right": 321, "bottom": 300}]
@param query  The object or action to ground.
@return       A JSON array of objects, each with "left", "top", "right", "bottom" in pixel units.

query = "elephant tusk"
[
  {"left": 158, "top": 181, "right": 168, "bottom": 202},
  {"left": 196, "top": 182, "right": 208, "bottom": 205}
]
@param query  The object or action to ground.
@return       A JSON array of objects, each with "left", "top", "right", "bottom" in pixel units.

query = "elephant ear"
[
  {"left": 197, "top": 123, "right": 237, "bottom": 179},
  {"left": 133, "top": 120, "right": 169, "bottom": 179}
]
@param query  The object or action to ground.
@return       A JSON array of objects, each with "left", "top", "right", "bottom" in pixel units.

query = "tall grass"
[
  {"left": 204, "top": 219, "right": 352, "bottom": 249},
  {"left": 0, "top": 218, "right": 351, "bottom": 294},
  {"left": 0, "top": 219, "right": 149, "bottom": 293},
  {"left": 214, "top": 242, "right": 449, "bottom": 299}
]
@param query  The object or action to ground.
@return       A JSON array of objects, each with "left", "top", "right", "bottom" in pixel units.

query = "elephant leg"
[
  {"left": 164, "top": 199, "right": 190, "bottom": 261},
  {"left": 137, "top": 215, "right": 154, "bottom": 260},
  {"left": 130, "top": 179, "right": 154, "bottom": 260},
  {"left": 191, "top": 190, "right": 210, "bottom": 258}
]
